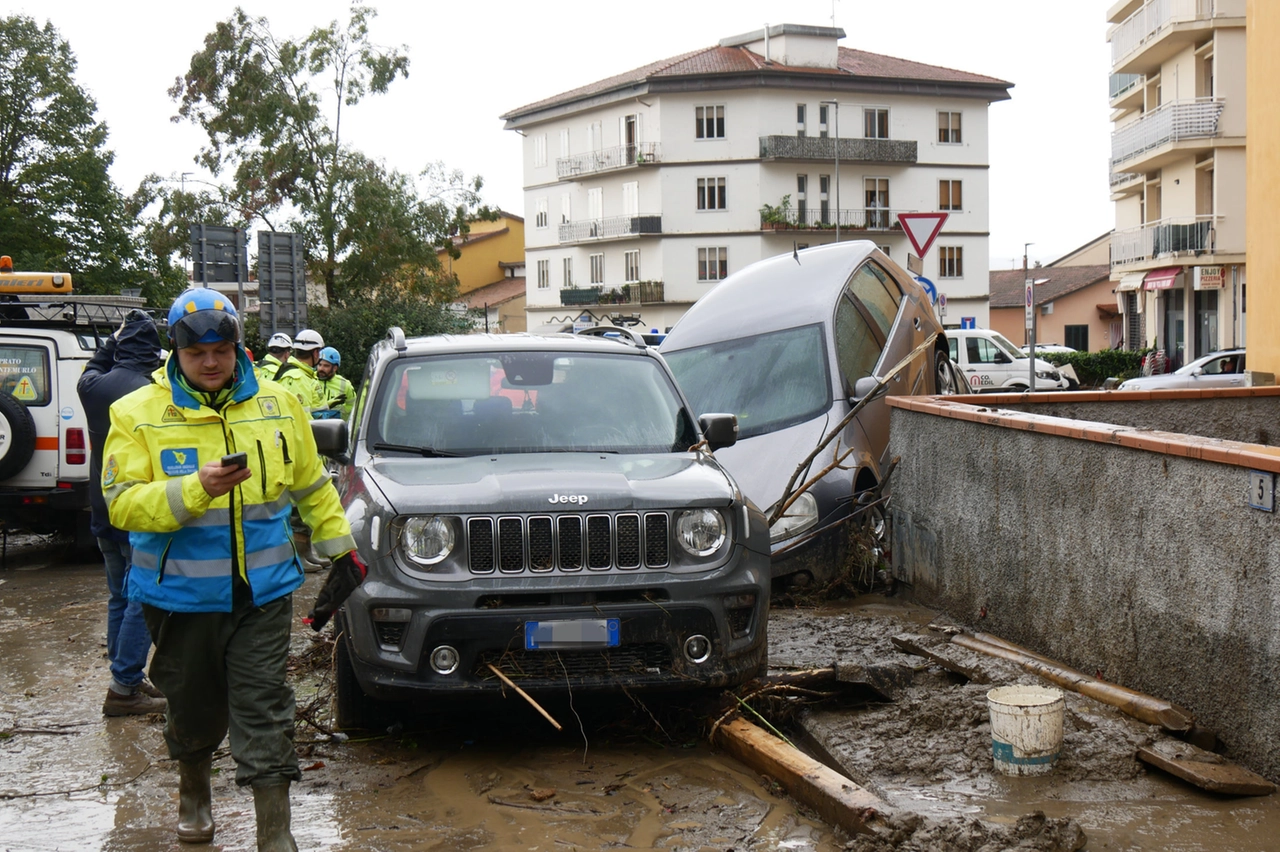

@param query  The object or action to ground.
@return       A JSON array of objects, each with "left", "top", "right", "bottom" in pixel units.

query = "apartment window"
[
  {"left": 534, "top": 134, "right": 547, "bottom": 167},
  {"left": 877, "top": 244, "right": 891, "bottom": 257},
  {"left": 819, "top": 174, "right": 830, "bottom": 224},
  {"left": 624, "top": 250, "right": 640, "bottom": 283},
  {"left": 864, "top": 177, "right": 889, "bottom": 229},
  {"left": 535, "top": 197, "right": 548, "bottom": 229},
  {"left": 1064, "top": 325, "right": 1089, "bottom": 352},
  {"left": 559, "top": 128, "right": 570, "bottom": 158},
  {"left": 587, "top": 121, "right": 602, "bottom": 152},
  {"left": 818, "top": 104, "right": 829, "bottom": 138},
  {"left": 562, "top": 257, "right": 573, "bottom": 287},
  {"left": 698, "top": 247, "right": 728, "bottom": 282},
  {"left": 697, "top": 177, "right": 727, "bottom": 211},
  {"left": 938, "top": 111, "right": 962, "bottom": 144},
  {"left": 797, "top": 174, "right": 808, "bottom": 224},
  {"left": 696, "top": 105, "right": 725, "bottom": 139},
  {"left": 938, "top": 246, "right": 964, "bottom": 278},
  {"left": 939, "top": 180, "right": 963, "bottom": 212},
  {"left": 864, "top": 108, "right": 888, "bottom": 139},
  {"left": 561, "top": 195, "right": 571, "bottom": 225},
  {"left": 796, "top": 103, "right": 807, "bottom": 137},
  {"left": 589, "top": 253, "right": 604, "bottom": 285},
  {"left": 537, "top": 259, "right": 549, "bottom": 289}
]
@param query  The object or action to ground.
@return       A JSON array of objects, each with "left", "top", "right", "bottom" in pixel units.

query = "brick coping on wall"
[{"left": 887, "top": 387, "right": 1280, "bottom": 474}]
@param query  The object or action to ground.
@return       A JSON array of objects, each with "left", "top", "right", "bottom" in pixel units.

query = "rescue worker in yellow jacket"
[
  {"left": 315, "top": 346, "right": 355, "bottom": 419},
  {"left": 255, "top": 332, "right": 321, "bottom": 412},
  {"left": 103, "top": 288, "right": 365, "bottom": 850}
]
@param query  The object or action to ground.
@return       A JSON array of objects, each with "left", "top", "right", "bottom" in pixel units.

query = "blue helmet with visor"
[
  {"left": 318, "top": 346, "right": 341, "bottom": 367},
  {"left": 167, "top": 288, "right": 241, "bottom": 349}
]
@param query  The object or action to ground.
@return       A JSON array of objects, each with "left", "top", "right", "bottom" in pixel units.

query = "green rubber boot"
[
  {"left": 252, "top": 782, "right": 298, "bottom": 852},
  {"left": 176, "top": 758, "right": 214, "bottom": 843}
]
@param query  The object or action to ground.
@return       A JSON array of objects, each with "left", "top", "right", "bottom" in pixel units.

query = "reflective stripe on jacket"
[
  {"left": 103, "top": 348, "right": 355, "bottom": 613},
  {"left": 317, "top": 374, "right": 355, "bottom": 419}
]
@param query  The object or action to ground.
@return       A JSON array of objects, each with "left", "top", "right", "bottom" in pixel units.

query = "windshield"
[
  {"left": 664, "top": 324, "right": 830, "bottom": 440},
  {"left": 988, "top": 331, "right": 1028, "bottom": 360},
  {"left": 366, "top": 351, "right": 696, "bottom": 455}
]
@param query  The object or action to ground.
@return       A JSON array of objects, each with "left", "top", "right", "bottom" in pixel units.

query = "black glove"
[
  {"left": 331, "top": 394, "right": 347, "bottom": 407},
  {"left": 304, "top": 551, "right": 367, "bottom": 632}
]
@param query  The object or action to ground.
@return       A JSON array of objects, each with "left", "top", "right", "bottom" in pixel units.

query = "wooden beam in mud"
[
  {"left": 712, "top": 717, "right": 893, "bottom": 836},
  {"left": 1138, "top": 739, "right": 1276, "bottom": 796},
  {"left": 891, "top": 632, "right": 993, "bottom": 683}
]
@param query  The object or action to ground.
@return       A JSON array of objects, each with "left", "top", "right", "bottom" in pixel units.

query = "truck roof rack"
[
  {"left": 573, "top": 325, "right": 648, "bottom": 349},
  {"left": 0, "top": 295, "right": 158, "bottom": 331}
]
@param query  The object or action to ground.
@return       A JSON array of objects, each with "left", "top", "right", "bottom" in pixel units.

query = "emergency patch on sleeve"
[
  {"left": 258, "top": 396, "right": 280, "bottom": 418},
  {"left": 160, "top": 448, "right": 199, "bottom": 476},
  {"left": 102, "top": 454, "right": 119, "bottom": 487}
]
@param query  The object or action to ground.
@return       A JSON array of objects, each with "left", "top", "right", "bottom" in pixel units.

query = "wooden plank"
[
  {"left": 712, "top": 717, "right": 893, "bottom": 836},
  {"left": 1138, "top": 739, "right": 1276, "bottom": 796},
  {"left": 891, "top": 632, "right": 993, "bottom": 684}
]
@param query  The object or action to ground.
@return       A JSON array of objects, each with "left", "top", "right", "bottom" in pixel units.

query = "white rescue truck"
[{"left": 946, "top": 327, "right": 1071, "bottom": 393}]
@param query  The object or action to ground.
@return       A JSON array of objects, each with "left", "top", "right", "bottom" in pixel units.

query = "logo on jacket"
[
  {"left": 258, "top": 396, "right": 280, "bottom": 418},
  {"left": 160, "top": 448, "right": 199, "bottom": 476},
  {"left": 162, "top": 405, "right": 186, "bottom": 422},
  {"left": 103, "top": 454, "right": 119, "bottom": 487}
]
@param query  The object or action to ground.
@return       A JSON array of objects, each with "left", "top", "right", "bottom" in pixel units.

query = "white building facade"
[
  {"left": 501, "top": 24, "right": 1012, "bottom": 333},
  {"left": 1107, "top": 0, "right": 1246, "bottom": 362}
]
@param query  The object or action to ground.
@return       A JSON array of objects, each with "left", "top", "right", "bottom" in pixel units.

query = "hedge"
[{"left": 1037, "top": 348, "right": 1149, "bottom": 388}]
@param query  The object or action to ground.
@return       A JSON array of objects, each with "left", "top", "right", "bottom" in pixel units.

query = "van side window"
[
  {"left": 948, "top": 338, "right": 959, "bottom": 362},
  {"left": 967, "top": 337, "right": 1001, "bottom": 364},
  {"left": 833, "top": 296, "right": 883, "bottom": 391}
]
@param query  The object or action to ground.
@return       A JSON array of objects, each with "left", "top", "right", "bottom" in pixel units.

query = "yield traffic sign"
[{"left": 896, "top": 212, "right": 949, "bottom": 258}]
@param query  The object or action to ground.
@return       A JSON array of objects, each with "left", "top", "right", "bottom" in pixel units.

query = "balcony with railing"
[
  {"left": 1109, "top": 0, "right": 1241, "bottom": 72},
  {"left": 759, "top": 136, "right": 917, "bottom": 165},
  {"left": 1111, "top": 215, "right": 1220, "bottom": 266},
  {"left": 560, "top": 280, "right": 664, "bottom": 307},
  {"left": 760, "top": 207, "right": 914, "bottom": 232},
  {"left": 1109, "top": 72, "right": 1144, "bottom": 112},
  {"left": 558, "top": 213, "right": 662, "bottom": 244},
  {"left": 1110, "top": 98, "right": 1223, "bottom": 172},
  {"left": 556, "top": 142, "right": 661, "bottom": 180}
]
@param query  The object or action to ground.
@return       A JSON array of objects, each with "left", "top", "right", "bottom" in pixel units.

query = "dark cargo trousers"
[{"left": 143, "top": 594, "right": 302, "bottom": 787}]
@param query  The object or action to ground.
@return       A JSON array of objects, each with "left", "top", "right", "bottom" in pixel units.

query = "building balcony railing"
[
  {"left": 556, "top": 142, "right": 661, "bottom": 180},
  {"left": 1111, "top": 97, "right": 1223, "bottom": 168},
  {"left": 760, "top": 207, "right": 914, "bottom": 232},
  {"left": 1111, "top": 215, "right": 1220, "bottom": 266},
  {"left": 1109, "top": 0, "right": 1218, "bottom": 68},
  {"left": 758, "top": 135, "right": 918, "bottom": 165},
  {"left": 560, "top": 280, "right": 664, "bottom": 307},
  {"left": 1110, "top": 170, "right": 1143, "bottom": 189},
  {"left": 558, "top": 214, "right": 662, "bottom": 244},
  {"left": 1109, "top": 72, "right": 1143, "bottom": 100}
]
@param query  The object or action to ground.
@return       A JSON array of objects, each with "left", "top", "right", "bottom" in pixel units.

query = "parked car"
[
  {"left": 660, "top": 241, "right": 954, "bottom": 587},
  {"left": 1117, "top": 349, "right": 1247, "bottom": 391},
  {"left": 948, "top": 328, "right": 1071, "bottom": 392},
  {"left": 325, "top": 328, "right": 770, "bottom": 729}
]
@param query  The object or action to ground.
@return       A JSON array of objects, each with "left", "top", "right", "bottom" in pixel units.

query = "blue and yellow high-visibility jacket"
[{"left": 103, "top": 348, "right": 355, "bottom": 613}]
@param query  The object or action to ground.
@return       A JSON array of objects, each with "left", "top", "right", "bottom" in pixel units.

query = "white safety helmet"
[
  {"left": 293, "top": 329, "right": 325, "bottom": 352},
  {"left": 266, "top": 332, "right": 293, "bottom": 350}
]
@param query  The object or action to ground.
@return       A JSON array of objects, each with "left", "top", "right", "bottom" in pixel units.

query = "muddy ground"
[{"left": 3, "top": 542, "right": 1280, "bottom": 851}]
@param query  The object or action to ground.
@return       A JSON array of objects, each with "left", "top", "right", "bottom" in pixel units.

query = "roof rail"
[
  {"left": 574, "top": 325, "right": 647, "bottom": 349},
  {"left": 387, "top": 326, "right": 408, "bottom": 352},
  {"left": 0, "top": 296, "right": 157, "bottom": 329}
]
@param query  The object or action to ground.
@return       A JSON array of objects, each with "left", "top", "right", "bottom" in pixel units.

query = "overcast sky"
[{"left": 17, "top": 0, "right": 1113, "bottom": 269}]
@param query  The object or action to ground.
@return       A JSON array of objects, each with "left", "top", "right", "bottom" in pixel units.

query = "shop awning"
[
  {"left": 1143, "top": 267, "right": 1183, "bottom": 290},
  {"left": 1115, "top": 272, "right": 1145, "bottom": 292}
]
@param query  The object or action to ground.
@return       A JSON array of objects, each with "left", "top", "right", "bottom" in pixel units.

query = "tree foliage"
[
  {"left": 170, "top": 5, "right": 492, "bottom": 307},
  {"left": 0, "top": 15, "right": 138, "bottom": 293}
]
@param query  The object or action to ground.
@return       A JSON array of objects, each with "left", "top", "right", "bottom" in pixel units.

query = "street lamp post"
[{"left": 820, "top": 99, "right": 839, "bottom": 242}]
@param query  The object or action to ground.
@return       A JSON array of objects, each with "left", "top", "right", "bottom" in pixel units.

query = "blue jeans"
[{"left": 100, "top": 538, "right": 152, "bottom": 691}]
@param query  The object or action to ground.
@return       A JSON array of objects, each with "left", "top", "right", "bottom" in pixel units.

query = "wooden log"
[
  {"left": 712, "top": 717, "right": 893, "bottom": 836},
  {"left": 1138, "top": 738, "right": 1276, "bottom": 796},
  {"left": 891, "top": 632, "right": 993, "bottom": 684},
  {"left": 951, "top": 634, "right": 1194, "bottom": 732}
]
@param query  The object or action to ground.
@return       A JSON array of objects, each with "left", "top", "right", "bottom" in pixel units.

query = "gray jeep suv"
[{"left": 330, "top": 329, "right": 770, "bottom": 728}]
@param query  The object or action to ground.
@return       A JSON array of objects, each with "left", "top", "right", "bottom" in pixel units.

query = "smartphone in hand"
[{"left": 220, "top": 452, "right": 249, "bottom": 470}]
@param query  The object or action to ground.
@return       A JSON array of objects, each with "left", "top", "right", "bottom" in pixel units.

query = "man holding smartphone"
[{"left": 102, "top": 288, "right": 364, "bottom": 850}]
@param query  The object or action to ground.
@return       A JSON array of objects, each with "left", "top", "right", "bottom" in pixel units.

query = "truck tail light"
[{"left": 65, "top": 428, "right": 86, "bottom": 465}]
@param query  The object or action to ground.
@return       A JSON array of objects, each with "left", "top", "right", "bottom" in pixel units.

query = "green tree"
[
  {"left": 0, "top": 15, "right": 139, "bottom": 293},
  {"left": 170, "top": 4, "right": 490, "bottom": 307}
]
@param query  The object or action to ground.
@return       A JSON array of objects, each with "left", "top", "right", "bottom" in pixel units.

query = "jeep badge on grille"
[{"left": 548, "top": 494, "right": 589, "bottom": 505}]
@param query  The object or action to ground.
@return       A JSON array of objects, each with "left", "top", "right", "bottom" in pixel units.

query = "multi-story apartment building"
[
  {"left": 500, "top": 24, "right": 1011, "bottom": 333},
  {"left": 1107, "top": 0, "right": 1247, "bottom": 366}
]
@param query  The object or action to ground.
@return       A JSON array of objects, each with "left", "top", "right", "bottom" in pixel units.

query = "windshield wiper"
[{"left": 372, "top": 441, "right": 460, "bottom": 458}]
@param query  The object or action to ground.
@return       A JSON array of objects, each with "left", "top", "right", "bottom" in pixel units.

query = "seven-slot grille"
[{"left": 467, "top": 513, "right": 670, "bottom": 574}]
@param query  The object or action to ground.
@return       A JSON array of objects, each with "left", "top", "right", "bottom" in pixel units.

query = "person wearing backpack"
[{"left": 255, "top": 333, "right": 320, "bottom": 412}]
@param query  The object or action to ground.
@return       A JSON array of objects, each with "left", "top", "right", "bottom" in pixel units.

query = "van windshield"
[
  {"left": 988, "top": 331, "right": 1028, "bottom": 360},
  {"left": 664, "top": 324, "right": 830, "bottom": 440}
]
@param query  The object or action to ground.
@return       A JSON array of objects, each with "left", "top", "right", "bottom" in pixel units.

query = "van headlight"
[
  {"left": 1036, "top": 368, "right": 1060, "bottom": 380},
  {"left": 675, "top": 508, "right": 726, "bottom": 556},
  {"left": 770, "top": 492, "right": 818, "bottom": 543},
  {"left": 400, "top": 516, "right": 455, "bottom": 565}
]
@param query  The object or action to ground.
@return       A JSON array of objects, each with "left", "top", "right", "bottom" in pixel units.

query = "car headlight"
[
  {"left": 769, "top": 491, "right": 818, "bottom": 543},
  {"left": 675, "top": 508, "right": 726, "bottom": 556},
  {"left": 1036, "top": 369, "right": 1058, "bottom": 380},
  {"left": 400, "top": 516, "right": 455, "bottom": 565}
]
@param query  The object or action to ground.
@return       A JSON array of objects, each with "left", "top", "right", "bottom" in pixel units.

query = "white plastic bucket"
[{"left": 986, "top": 685, "right": 1065, "bottom": 776}]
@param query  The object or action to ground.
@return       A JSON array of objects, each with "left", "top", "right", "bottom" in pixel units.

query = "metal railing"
[
  {"left": 1110, "top": 170, "right": 1142, "bottom": 188},
  {"left": 758, "top": 135, "right": 917, "bottom": 164},
  {"left": 558, "top": 214, "right": 662, "bottom": 243},
  {"left": 1110, "top": 73, "right": 1143, "bottom": 100},
  {"left": 1111, "top": 215, "right": 1220, "bottom": 266},
  {"left": 556, "top": 142, "right": 661, "bottom": 179},
  {"left": 1109, "top": 0, "right": 1219, "bottom": 67},
  {"left": 761, "top": 207, "right": 915, "bottom": 231},
  {"left": 1111, "top": 98, "right": 1223, "bottom": 167}
]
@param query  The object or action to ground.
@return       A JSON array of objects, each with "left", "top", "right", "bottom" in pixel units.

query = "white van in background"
[{"left": 947, "top": 328, "right": 1071, "bottom": 392}]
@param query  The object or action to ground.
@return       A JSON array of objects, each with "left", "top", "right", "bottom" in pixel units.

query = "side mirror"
[
  {"left": 994, "top": 351, "right": 1011, "bottom": 364},
  {"left": 1191, "top": 367, "right": 1204, "bottom": 377},
  {"left": 698, "top": 413, "right": 738, "bottom": 451},
  {"left": 852, "top": 376, "right": 885, "bottom": 402},
  {"left": 311, "top": 418, "right": 349, "bottom": 457}
]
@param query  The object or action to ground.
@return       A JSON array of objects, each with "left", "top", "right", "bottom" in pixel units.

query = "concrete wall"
[{"left": 888, "top": 390, "right": 1280, "bottom": 780}]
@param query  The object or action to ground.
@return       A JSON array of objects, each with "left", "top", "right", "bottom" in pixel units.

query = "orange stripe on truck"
[{"left": 35, "top": 437, "right": 59, "bottom": 451}]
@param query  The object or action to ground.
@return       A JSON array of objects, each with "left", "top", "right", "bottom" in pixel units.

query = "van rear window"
[{"left": 0, "top": 346, "right": 50, "bottom": 405}]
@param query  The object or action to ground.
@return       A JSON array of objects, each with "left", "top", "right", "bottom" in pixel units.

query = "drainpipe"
[{"left": 764, "top": 24, "right": 770, "bottom": 63}]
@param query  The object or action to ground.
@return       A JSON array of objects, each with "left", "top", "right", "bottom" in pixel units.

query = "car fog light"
[
  {"left": 429, "top": 645, "right": 460, "bottom": 675},
  {"left": 402, "top": 516, "right": 455, "bottom": 565},
  {"left": 675, "top": 508, "right": 726, "bottom": 556},
  {"left": 684, "top": 634, "right": 712, "bottom": 664},
  {"left": 769, "top": 491, "right": 818, "bottom": 543}
]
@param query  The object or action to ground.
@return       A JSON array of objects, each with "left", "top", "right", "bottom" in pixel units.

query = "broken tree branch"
[{"left": 487, "top": 663, "right": 563, "bottom": 731}]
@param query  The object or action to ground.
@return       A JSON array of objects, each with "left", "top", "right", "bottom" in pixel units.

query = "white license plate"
[{"left": 524, "top": 618, "right": 620, "bottom": 650}]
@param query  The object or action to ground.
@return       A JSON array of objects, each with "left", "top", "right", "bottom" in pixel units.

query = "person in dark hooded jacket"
[{"left": 77, "top": 311, "right": 168, "bottom": 716}]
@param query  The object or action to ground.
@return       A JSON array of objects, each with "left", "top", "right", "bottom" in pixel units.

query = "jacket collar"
[{"left": 166, "top": 347, "right": 261, "bottom": 410}]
